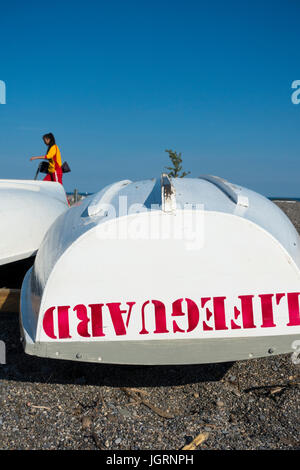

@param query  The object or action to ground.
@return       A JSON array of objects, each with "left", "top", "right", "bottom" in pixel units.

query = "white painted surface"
[
  {"left": 21, "top": 176, "right": 300, "bottom": 355},
  {"left": 35, "top": 210, "right": 300, "bottom": 344},
  {"left": 0, "top": 179, "right": 69, "bottom": 265}
]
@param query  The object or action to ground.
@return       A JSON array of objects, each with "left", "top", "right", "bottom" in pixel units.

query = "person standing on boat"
[{"left": 30, "top": 133, "right": 63, "bottom": 184}]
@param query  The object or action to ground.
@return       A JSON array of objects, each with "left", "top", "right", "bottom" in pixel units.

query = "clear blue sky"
[{"left": 0, "top": 0, "right": 300, "bottom": 196}]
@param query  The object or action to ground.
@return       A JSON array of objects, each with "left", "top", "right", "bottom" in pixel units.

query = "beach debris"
[
  {"left": 182, "top": 432, "right": 209, "bottom": 450},
  {"left": 270, "top": 386, "right": 285, "bottom": 395},
  {"left": 81, "top": 416, "right": 92, "bottom": 430},
  {"left": 227, "top": 374, "right": 237, "bottom": 384},
  {"left": 216, "top": 400, "right": 225, "bottom": 408},
  {"left": 91, "top": 432, "right": 104, "bottom": 450},
  {"left": 126, "top": 387, "right": 149, "bottom": 396},
  {"left": 120, "top": 387, "right": 175, "bottom": 419},
  {"left": 118, "top": 407, "right": 131, "bottom": 418},
  {"left": 288, "top": 375, "right": 298, "bottom": 381},
  {"left": 243, "top": 380, "right": 299, "bottom": 399},
  {"left": 26, "top": 402, "right": 51, "bottom": 411}
]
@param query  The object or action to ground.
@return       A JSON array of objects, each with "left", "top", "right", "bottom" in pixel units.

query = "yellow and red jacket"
[{"left": 46, "top": 145, "right": 62, "bottom": 174}]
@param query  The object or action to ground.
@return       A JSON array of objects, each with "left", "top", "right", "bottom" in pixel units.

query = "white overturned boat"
[
  {"left": 0, "top": 180, "right": 69, "bottom": 266},
  {"left": 20, "top": 175, "right": 300, "bottom": 364}
]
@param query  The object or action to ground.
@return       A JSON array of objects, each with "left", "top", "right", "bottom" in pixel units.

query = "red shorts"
[{"left": 43, "top": 169, "right": 63, "bottom": 185}]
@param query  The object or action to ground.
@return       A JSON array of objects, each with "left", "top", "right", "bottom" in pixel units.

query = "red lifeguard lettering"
[
  {"left": 44, "top": 306, "right": 71, "bottom": 339},
  {"left": 89, "top": 303, "right": 105, "bottom": 337},
  {"left": 172, "top": 298, "right": 199, "bottom": 333},
  {"left": 140, "top": 301, "right": 150, "bottom": 334},
  {"left": 231, "top": 295, "right": 256, "bottom": 329},
  {"left": 287, "top": 292, "right": 300, "bottom": 326},
  {"left": 41, "top": 290, "right": 300, "bottom": 340},
  {"left": 202, "top": 297, "right": 228, "bottom": 330},
  {"left": 213, "top": 297, "right": 228, "bottom": 330},
  {"left": 74, "top": 304, "right": 90, "bottom": 337},
  {"left": 259, "top": 294, "right": 276, "bottom": 328},
  {"left": 43, "top": 307, "right": 57, "bottom": 339},
  {"left": 106, "top": 302, "right": 136, "bottom": 336},
  {"left": 276, "top": 293, "right": 285, "bottom": 305},
  {"left": 57, "top": 306, "right": 72, "bottom": 338},
  {"left": 202, "top": 297, "right": 213, "bottom": 331},
  {"left": 139, "top": 300, "right": 169, "bottom": 335}
]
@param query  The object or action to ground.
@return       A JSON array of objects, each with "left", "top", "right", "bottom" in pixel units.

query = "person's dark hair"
[{"left": 43, "top": 133, "right": 56, "bottom": 153}]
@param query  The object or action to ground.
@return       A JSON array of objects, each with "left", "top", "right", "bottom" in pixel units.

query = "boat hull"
[
  {"left": 0, "top": 180, "right": 68, "bottom": 266},
  {"left": 20, "top": 206, "right": 300, "bottom": 365}
]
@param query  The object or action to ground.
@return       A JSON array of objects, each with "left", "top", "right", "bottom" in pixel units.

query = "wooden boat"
[{"left": 20, "top": 175, "right": 300, "bottom": 364}]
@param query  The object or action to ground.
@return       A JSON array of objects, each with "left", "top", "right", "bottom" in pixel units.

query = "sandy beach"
[{"left": 0, "top": 200, "right": 299, "bottom": 450}]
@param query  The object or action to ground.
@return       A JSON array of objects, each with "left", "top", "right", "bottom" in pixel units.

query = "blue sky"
[{"left": 0, "top": 0, "right": 300, "bottom": 196}]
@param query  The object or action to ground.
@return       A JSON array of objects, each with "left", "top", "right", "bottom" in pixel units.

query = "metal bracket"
[{"left": 161, "top": 173, "right": 176, "bottom": 213}]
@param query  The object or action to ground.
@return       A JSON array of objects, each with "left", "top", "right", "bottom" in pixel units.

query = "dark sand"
[{"left": 0, "top": 201, "right": 299, "bottom": 450}]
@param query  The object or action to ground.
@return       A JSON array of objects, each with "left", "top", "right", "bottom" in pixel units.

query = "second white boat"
[{"left": 0, "top": 179, "right": 69, "bottom": 266}]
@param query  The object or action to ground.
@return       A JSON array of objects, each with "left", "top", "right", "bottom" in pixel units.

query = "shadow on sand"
[{"left": 0, "top": 257, "right": 35, "bottom": 289}]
